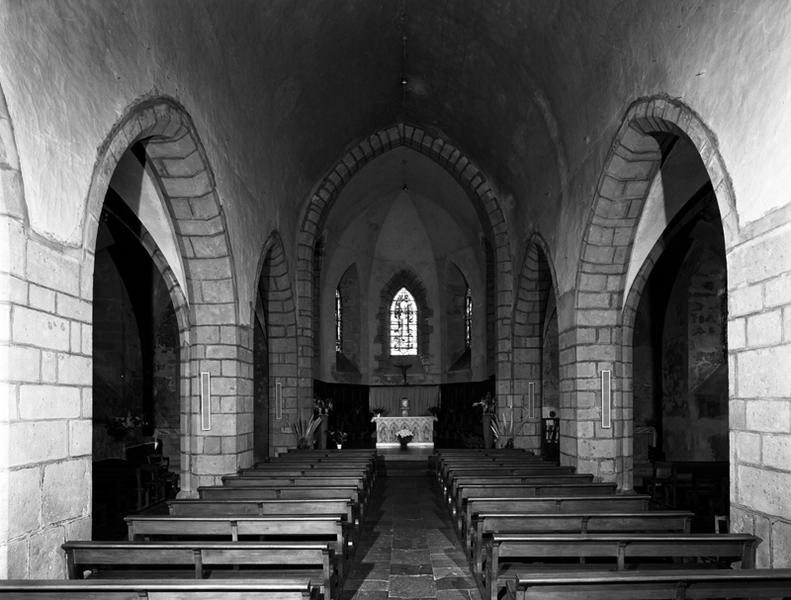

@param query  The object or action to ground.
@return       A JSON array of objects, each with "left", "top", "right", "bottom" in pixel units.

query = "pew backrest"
[{"left": 0, "top": 578, "right": 313, "bottom": 599}]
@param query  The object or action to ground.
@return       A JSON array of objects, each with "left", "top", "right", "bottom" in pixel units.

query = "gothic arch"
[
  {"left": 252, "top": 230, "right": 299, "bottom": 457},
  {"left": 84, "top": 97, "right": 241, "bottom": 494},
  {"left": 569, "top": 96, "right": 737, "bottom": 488},
  {"left": 296, "top": 123, "right": 514, "bottom": 403},
  {"left": 512, "top": 233, "right": 560, "bottom": 451}
]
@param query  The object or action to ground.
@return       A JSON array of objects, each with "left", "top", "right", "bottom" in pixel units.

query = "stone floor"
[{"left": 342, "top": 459, "right": 481, "bottom": 600}]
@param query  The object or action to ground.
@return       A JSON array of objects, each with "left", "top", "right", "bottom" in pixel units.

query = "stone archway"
[
  {"left": 252, "top": 231, "right": 299, "bottom": 458},
  {"left": 568, "top": 96, "right": 737, "bottom": 489},
  {"left": 84, "top": 97, "right": 242, "bottom": 495},
  {"left": 296, "top": 123, "right": 514, "bottom": 408},
  {"left": 512, "top": 234, "right": 560, "bottom": 453}
]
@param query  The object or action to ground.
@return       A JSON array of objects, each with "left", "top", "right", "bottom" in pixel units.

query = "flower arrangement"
[
  {"left": 292, "top": 415, "right": 322, "bottom": 449},
  {"left": 472, "top": 392, "right": 497, "bottom": 415},
  {"left": 371, "top": 407, "right": 388, "bottom": 417},
  {"left": 396, "top": 428, "right": 414, "bottom": 446},
  {"left": 106, "top": 411, "right": 150, "bottom": 440},
  {"left": 329, "top": 430, "right": 348, "bottom": 445},
  {"left": 313, "top": 397, "right": 333, "bottom": 416}
]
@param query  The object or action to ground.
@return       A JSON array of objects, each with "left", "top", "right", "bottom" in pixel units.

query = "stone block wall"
[
  {"left": 0, "top": 234, "right": 93, "bottom": 578},
  {"left": 729, "top": 209, "right": 791, "bottom": 567}
]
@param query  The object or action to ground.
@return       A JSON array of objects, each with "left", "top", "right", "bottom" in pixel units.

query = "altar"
[{"left": 371, "top": 416, "right": 437, "bottom": 448}]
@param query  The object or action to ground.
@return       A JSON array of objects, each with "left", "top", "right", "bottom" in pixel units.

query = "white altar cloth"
[{"left": 371, "top": 415, "right": 437, "bottom": 448}]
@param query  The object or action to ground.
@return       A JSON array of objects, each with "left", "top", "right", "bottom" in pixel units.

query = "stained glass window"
[
  {"left": 335, "top": 288, "right": 342, "bottom": 353},
  {"left": 390, "top": 287, "right": 417, "bottom": 355},
  {"left": 465, "top": 287, "right": 472, "bottom": 349}
]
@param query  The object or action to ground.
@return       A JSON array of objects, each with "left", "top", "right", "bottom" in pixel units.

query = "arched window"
[
  {"left": 335, "top": 287, "right": 342, "bottom": 353},
  {"left": 390, "top": 287, "right": 417, "bottom": 355},
  {"left": 465, "top": 287, "right": 472, "bottom": 349}
]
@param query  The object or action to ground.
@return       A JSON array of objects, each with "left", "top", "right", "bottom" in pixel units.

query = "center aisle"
[{"left": 343, "top": 457, "right": 482, "bottom": 600}]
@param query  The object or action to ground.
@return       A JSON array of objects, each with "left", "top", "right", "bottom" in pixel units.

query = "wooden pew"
[
  {"left": 124, "top": 515, "right": 346, "bottom": 563},
  {"left": 438, "top": 458, "right": 556, "bottom": 485},
  {"left": 463, "top": 495, "right": 652, "bottom": 553},
  {"left": 441, "top": 466, "right": 576, "bottom": 492},
  {"left": 0, "top": 578, "right": 314, "bottom": 599},
  {"left": 63, "top": 540, "right": 334, "bottom": 599},
  {"left": 484, "top": 532, "right": 760, "bottom": 600},
  {"left": 453, "top": 482, "right": 617, "bottom": 523},
  {"left": 504, "top": 568, "right": 791, "bottom": 600},
  {"left": 471, "top": 510, "right": 694, "bottom": 576},
  {"left": 165, "top": 498, "right": 358, "bottom": 545},
  {"left": 200, "top": 484, "right": 364, "bottom": 519},
  {"left": 233, "top": 468, "right": 373, "bottom": 490},
  {"left": 447, "top": 473, "right": 594, "bottom": 503}
]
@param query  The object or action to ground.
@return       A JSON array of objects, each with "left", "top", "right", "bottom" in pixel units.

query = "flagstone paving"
[{"left": 342, "top": 460, "right": 481, "bottom": 600}]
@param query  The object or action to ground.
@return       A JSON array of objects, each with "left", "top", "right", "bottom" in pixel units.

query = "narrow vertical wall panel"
[
  {"left": 601, "top": 370, "right": 611, "bottom": 429},
  {"left": 200, "top": 371, "right": 212, "bottom": 431},
  {"left": 275, "top": 380, "right": 283, "bottom": 420},
  {"left": 528, "top": 381, "right": 536, "bottom": 419}
]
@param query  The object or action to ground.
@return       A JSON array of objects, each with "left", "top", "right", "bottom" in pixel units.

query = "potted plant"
[
  {"left": 329, "top": 429, "right": 348, "bottom": 449},
  {"left": 489, "top": 411, "right": 525, "bottom": 448},
  {"left": 396, "top": 428, "right": 414, "bottom": 449},
  {"left": 292, "top": 415, "right": 322, "bottom": 449}
]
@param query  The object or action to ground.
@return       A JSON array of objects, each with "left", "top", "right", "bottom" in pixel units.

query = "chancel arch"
[
  {"left": 569, "top": 96, "right": 737, "bottom": 493},
  {"left": 297, "top": 124, "right": 513, "bottom": 407}
]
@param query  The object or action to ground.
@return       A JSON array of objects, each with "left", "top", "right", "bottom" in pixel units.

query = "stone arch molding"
[
  {"left": 296, "top": 122, "right": 515, "bottom": 401},
  {"left": 253, "top": 230, "right": 299, "bottom": 455},
  {"left": 84, "top": 96, "right": 242, "bottom": 494},
  {"left": 568, "top": 95, "right": 738, "bottom": 488},
  {"left": 512, "top": 232, "right": 559, "bottom": 451}
]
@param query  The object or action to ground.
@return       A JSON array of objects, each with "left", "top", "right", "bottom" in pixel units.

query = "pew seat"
[
  {"left": 484, "top": 533, "right": 760, "bottom": 600},
  {"left": 63, "top": 541, "right": 334, "bottom": 599},
  {"left": 504, "top": 568, "right": 791, "bottom": 600},
  {"left": 471, "top": 510, "right": 695, "bottom": 574}
]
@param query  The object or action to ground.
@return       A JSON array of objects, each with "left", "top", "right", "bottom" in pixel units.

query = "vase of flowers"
[
  {"left": 330, "top": 429, "right": 348, "bottom": 450},
  {"left": 473, "top": 393, "right": 497, "bottom": 449},
  {"left": 371, "top": 407, "right": 387, "bottom": 418},
  {"left": 396, "top": 428, "right": 414, "bottom": 449}
]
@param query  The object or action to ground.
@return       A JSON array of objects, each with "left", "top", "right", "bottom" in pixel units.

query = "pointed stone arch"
[
  {"left": 512, "top": 233, "right": 560, "bottom": 452},
  {"left": 296, "top": 123, "right": 514, "bottom": 402},
  {"left": 84, "top": 97, "right": 242, "bottom": 494},
  {"left": 568, "top": 96, "right": 737, "bottom": 488},
  {"left": 252, "top": 230, "right": 299, "bottom": 457}
]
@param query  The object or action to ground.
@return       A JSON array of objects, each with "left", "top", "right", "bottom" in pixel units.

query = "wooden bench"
[
  {"left": 0, "top": 578, "right": 314, "bottom": 599},
  {"left": 63, "top": 540, "right": 334, "bottom": 599},
  {"left": 484, "top": 533, "right": 760, "bottom": 600},
  {"left": 124, "top": 515, "right": 346, "bottom": 565},
  {"left": 447, "top": 474, "right": 594, "bottom": 503},
  {"left": 463, "top": 495, "right": 652, "bottom": 552},
  {"left": 504, "top": 568, "right": 791, "bottom": 600},
  {"left": 167, "top": 498, "right": 354, "bottom": 525},
  {"left": 442, "top": 466, "right": 575, "bottom": 491},
  {"left": 453, "top": 482, "right": 617, "bottom": 523},
  {"left": 234, "top": 469, "right": 373, "bottom": 490},
  {"left": 471, "top": 510, "right": 695, "bottom": 575}
]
